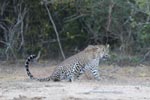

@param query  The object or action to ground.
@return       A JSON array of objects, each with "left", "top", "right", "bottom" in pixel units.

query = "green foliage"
[
  {"left": 109, "top": 52, "right": 142, "bottom": 66},
  {"left": 139, "top": 24, "right": 150, "bottom": 46},
  {"left": 0, "top": 0, "right": 150, "bottom": 61}
]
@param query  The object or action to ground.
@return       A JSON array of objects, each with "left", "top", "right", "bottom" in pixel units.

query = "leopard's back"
[{"left": 50, "top": 51, "right": 89, "bottom": 81}]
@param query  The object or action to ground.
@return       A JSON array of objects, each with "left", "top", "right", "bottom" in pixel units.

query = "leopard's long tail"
[{"left": 25, "top": 55, "right": 51, "bottom": 81}]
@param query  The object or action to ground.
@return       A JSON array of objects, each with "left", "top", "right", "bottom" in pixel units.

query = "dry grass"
[{"left": 0, "top": 61, "right": 150, "bottom": 100}]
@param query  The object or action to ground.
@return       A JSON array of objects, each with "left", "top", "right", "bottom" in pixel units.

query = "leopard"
[{"left": 25, "top": 44, "right": 110, "bottom": 82}]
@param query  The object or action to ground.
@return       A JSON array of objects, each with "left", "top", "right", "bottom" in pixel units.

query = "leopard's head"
[{"left": 84, "top": 44, "right": 110, "bottom": 60}]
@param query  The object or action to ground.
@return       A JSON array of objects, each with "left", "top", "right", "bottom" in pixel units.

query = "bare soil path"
[{"left": 0, "top": 62, "right": 150, "bottom": 100}]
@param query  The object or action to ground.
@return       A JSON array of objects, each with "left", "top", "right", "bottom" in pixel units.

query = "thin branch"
[
  {"left": 0, "top": 1, "right": 9, "bottom": 16},
  {"left": 141, "top": 49, "right": 150, "bottom": 62},
  {"left": 44, "top": 1, "right": 66, "bottom": 59},
  {"left": 35, "top": 51, "right": 41, "bottom": 61},
  {"left": 106, "top": 0, "right": 114, "bottom": 32},
  {"left": 64, "top": 14, "right": 87, "bottom": 23}
]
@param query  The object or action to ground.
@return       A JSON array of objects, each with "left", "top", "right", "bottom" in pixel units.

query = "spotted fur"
[{"left": 25, "top": 44, "right": 110, "bottom": 82}]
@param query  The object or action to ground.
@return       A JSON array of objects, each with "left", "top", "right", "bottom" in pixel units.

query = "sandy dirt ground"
[{"left": 0, "top": 61, "right": 150, "bottom": 100}]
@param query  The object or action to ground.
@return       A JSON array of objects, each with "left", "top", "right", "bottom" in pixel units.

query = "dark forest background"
[{"left": 0, "top": 0, "right": 150, "bottom": 65}]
